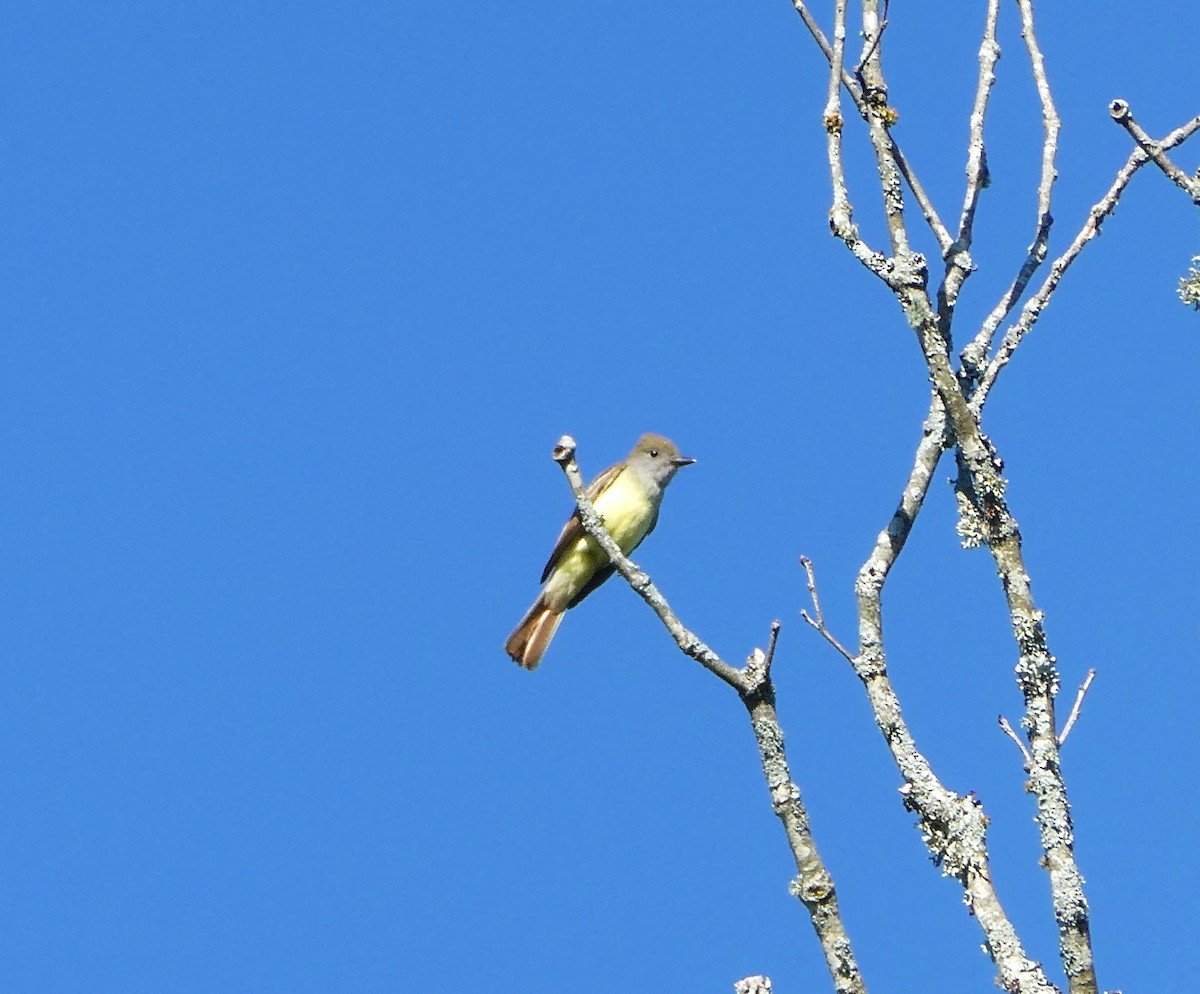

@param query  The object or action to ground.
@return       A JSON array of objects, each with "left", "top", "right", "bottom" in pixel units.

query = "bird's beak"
[{"left": 672, "top": 456, "right": 697, "bottom": 468}]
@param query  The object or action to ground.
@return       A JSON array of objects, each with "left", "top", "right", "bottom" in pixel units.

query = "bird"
[{"left": 505, "top": 433, "right": 695, "bottom": 669}]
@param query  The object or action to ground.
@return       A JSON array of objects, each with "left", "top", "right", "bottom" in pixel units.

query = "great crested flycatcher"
[{"left": 505, "top": 433, "right": 695, "bottom": 670}]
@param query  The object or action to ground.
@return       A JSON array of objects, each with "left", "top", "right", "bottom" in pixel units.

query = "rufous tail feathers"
[{"left": 505, "top": 596, "right": 565, "bottom": 670}]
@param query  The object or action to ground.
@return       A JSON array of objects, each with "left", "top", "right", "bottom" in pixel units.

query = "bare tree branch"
[
  {"left": 1109, "top": 100, "right": 1200, "bottom": 203},
  {"left": 938, "top": 0, "right": 1000, "bottom": 334},
  {"left": 807, "top": 6, "right": 1106, "bottom": 988},
  {"left": 959, "top": 0, "right": 1061, "bottom": 377},
  {"left": 856, "top": 0, "right": 915, "bottom": 260},
  {"left": 764, "top": 618, "right": 783, "bottom": 671},
  {"left": 743, "top": 663, "right": 867, "bottom": 994},
  {"left": 550, "top": 435, "right": 867, "bottom": 994},
  {"left": 823, "top": 0, "right": 852, "bottom": 242},
  {"left": 789, "top": 0, "right": 952, "bottom": 251},
  {"left": 949, "top": 432, "right": 1097, "bottom": 994},
  {"left": 1058, "top": 669, "right": 1097, "bottom": 747},
  {"left": 971, "top": 112, "right": 1200, "bottom": 409},
  {"left": 804, "top": 11, "right": 1077, "bottom": 987},
  {"left": 999, "top": 715, "right": 1034, "bottom": 767},
  {"left": 799, "top": 556, "right": 855, "bottom": 662},
  {"left": 851, "top": 0, "right": 888, "bottom": 82},
  {"left": 744, "top": 8, "right": 1194, "bottom": 993},
  {"left": 846, "top": 396, "right": 1059, "bottom": 994},
  {"left": 889, "top": 274, "right": 1103, "bottom": 994},
  {"left": 815, "top": 0, "right": 895, "bottom": 287},
  {"left": 956, "top": 0, "right": 1002, "bottom": 250},
  {"left": 1017, "top": 0, "right": 1062, "bottom": 239},
  {"left": 534, "top": 10, "right": 1199, "bottom": 993}
]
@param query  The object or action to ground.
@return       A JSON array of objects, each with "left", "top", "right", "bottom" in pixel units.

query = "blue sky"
[{"left": 3, "top": 2, "right": 1196, "bottom": 991}]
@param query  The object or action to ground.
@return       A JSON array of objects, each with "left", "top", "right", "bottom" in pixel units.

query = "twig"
[
  {"left": 799, "top": 556, "right": 855, "bottom": 662},
  {"left": 998, "top": 715, "right": 1033, "bottom": 767},
  {"left": 971, "top": 112, "right": 1200, "bottom": 410},
  {"left": 788, "top": 0, "right": 952, "bottom": 251},
  {"left": 937, "top": 0, "right": 1000, "bottom": 334},
  {"left": 957, "top": 0, "right": 1001, "bottom": 248},
  {"left": 1110, "top": 100, "right": 1200, "bottom": 204},
  {"left": 816, "top": 0, "right": 899, "bottom": 286},
  {"left": 852, "top": 0, "right": 888, "bottom": 81},
  {"left": 823, "top": 0, "right": 853, "bottom": 246},
  {"left": 800, "top": 555, "right": 826, "bottom": 627},
  {"left": 1017, "top": 0, "right": 1061, "bottom": 239},
  {"left": 960, "top": 0, "right": 1060, "bottom": 377},
  {"left": 1058, "top": 669, "right": 1097, "bottom": 746},
  {"left": 855, "top": 0, "right": 914, "bottom": 260},
  {"left": 764, "top": 619, "right": 782, "bottom": 673}
]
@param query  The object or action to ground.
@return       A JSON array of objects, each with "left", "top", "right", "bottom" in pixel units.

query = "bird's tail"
[{"left": 505, "top": 594, "right": 564, "bottom": 670}]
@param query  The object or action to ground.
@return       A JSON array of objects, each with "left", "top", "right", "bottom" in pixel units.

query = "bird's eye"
[{"left": 649, "top": 449, "right": 659, "bottom": 457}]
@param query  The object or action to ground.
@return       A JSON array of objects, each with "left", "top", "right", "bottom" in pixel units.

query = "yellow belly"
[
  {"left": 592, "top": 469, "right": 655, "bottom": 553},
  {"left": 543, "top": 470, "right": 656, "bottom": 608}
]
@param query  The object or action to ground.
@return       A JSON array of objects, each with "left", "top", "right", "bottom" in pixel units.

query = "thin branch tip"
[
  {"left": 552, "top": 435, "right": 577, "bottom": 464},
  {"left": 998, "top": 715, "right": 1033, "bottom": 766},
  {"left": 798, "top": 557, "right": 856, "bottom": 663},
  {"left": 1058, "top": 668, "right": 1098, "bottom": 746},
  {"left": 800, "top": 555, "right": 825, "bottom": 626},
  {"left": 764, "top": 620, "right": 782, "bottom": 671},
  {"left": 1108, "top": 101, "right": 1200, "bottom": 203}
]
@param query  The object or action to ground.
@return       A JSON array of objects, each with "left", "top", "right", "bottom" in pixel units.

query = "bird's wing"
[
  {"left": 567, "top": 563, "right": 615, "bottom": 609},
  {"left": 565, "top": 478, "right": 660, "bottom": 608},
  {"left": 539, "top": 461, "right": 625, "bottom": 583}
]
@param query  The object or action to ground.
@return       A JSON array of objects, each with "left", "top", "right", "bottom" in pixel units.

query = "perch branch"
[
  {"left": 551, "top": 436, "right": 866, "bottom": 994},
  {"left": 551, "top": 435, "right": 743, "bottom": 689}
]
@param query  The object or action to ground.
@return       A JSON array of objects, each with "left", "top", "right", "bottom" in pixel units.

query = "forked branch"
[{"left": 971, "top": 110, "right": 1200, "bottom": 409}]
